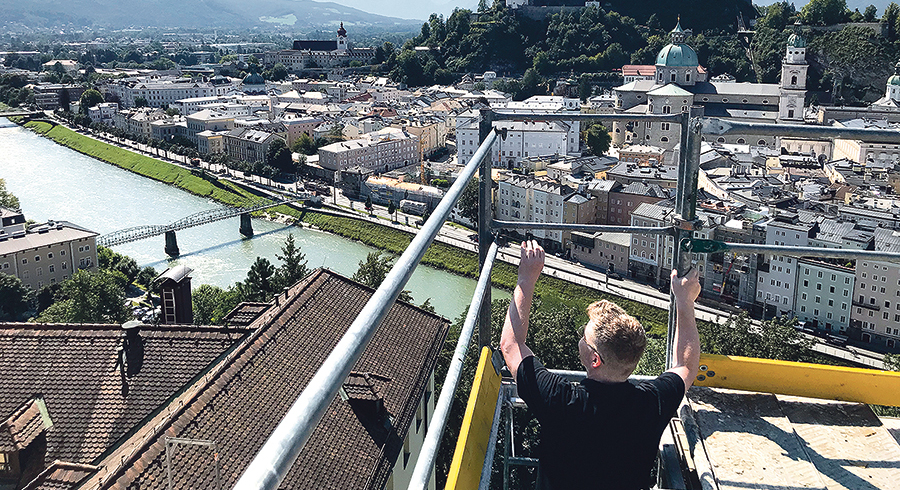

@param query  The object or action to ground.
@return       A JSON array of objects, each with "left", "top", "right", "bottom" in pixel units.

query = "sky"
[{"left": 333, "top": 0, "right": 478, "bottom": 21}]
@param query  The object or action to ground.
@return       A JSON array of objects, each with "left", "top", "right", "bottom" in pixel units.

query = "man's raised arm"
[
  {"left": 667, "top": 268, "right": 702, "bottom": 392},
  {"left": 500, "top": 240, "right": 544, "bottom": 379}
]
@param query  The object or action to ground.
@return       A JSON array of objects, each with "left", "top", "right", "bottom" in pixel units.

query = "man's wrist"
[{"left": 675, "top": 298, "right": 696, "bottom": 310}]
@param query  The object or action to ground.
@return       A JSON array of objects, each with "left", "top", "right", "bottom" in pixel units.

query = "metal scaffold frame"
[{"left": 232, "top": 111, "right": 900, "bottom": 490}]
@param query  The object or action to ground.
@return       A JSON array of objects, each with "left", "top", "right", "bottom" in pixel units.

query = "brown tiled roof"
[
  {"left": 1, "top": 397, "right": 51, "bottom": 452},
  {"left": 21, "top": 461, "right": 99, "bottom": 490},
  {"left": 85, "top": 269, "right": 449, "bottom": 490},
  {"left": 222, "top": 302, "right": 270, "bottom": 328},
  {"left": 0, "top": 323, "right": 246, "bottom": 467}
]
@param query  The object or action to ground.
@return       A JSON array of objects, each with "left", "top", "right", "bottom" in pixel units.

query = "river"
[{"left": 0, "top": 118, "right": 508, "bottom": 320}]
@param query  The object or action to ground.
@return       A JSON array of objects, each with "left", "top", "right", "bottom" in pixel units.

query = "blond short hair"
[{"left": 585, "top": 300, "right": 646, "bottom": 377}]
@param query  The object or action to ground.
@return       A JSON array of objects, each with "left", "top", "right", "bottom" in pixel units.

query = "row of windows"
[{"left": 20, "top": 248, "right": 69, "bottom": 265}]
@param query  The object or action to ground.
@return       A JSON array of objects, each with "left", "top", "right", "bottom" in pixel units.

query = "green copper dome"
[
  {"left": 890, "top": 61, "right": 900, "bottom": 86},
  {"left": 242, "top": 70, "right": 265, "bottom": 86},
  {"left": 787, "top": 32, "right": 806, "bottom": 48},
  {"left": 656, "top": 43, "right": 698, "bottom": 67}
]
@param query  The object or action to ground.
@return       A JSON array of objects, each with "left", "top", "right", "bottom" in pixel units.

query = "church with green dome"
[{"left": 613, "top": 20, "right": 808, "bottom": 150}]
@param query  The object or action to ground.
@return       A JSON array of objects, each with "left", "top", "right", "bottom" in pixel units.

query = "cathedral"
[
  {"left": 612, "top": 21, "right": 808, "bottom": 150},
  {"left": 263, "top": 23, "right": 376, "bottom": 72}
]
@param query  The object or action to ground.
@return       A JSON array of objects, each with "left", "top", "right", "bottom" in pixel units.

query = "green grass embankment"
[{"left": 23, "top": 120, "right": 673, "bottom": 335}]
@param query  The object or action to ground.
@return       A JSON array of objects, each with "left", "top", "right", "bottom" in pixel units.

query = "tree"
[
  {"left": 352, "top": 252, "right": 413, "bottom": 303},
  {"left": 582, "top": 123, "right": 612, "bottom": 156},
  {"left": 883, "top": 3, "right": 899, "bottom": 41},
  {"left": 266, "top": 138, "right": 293, "bottom": 173},
  {"left": 192, "top": 284, "right": 243, "bottom": 326},
  {"left": 291, "top": 133, "right": 318, "bottom": 155},
  {"left": 133, "top": 96, "right": 148, "bottom": 108},
  {"left": 387, "top": 200, "right": 397, "bottom": 220},
  {"left": 699, "top": 312, "right": 815, "bottom": 362},
  {"left": 135, "top": 266, "right": 157, "bottom": 289},
  {"left": 801, "top": 0, "right": 849, "bottom": 26},
  {"left": 242, "top": 257, "right": 277, "bottom": 302},
  {"left": 864, "top": 4, "right": 878, "bottom": 21},
  {"left": 78, "top": 89, "right": 103, "bottom": 113},
  {"left": 0, "top": 273, "right": 33, "bottom": 321},
  {"left": 98, "top": 246, "right": 139, "bottom": 283},
  {"left": 0, "top": 178, "right": 20, "bottom": 210},
  {"left": 365, "top": 195, "right": 373, "bottom": 212},
  {"left": 38, "top": 269, "right": 130, "bottom": 323},
  {"left": 458, "top": 178, "right": 480, "bottom": 230},
  {"left": 275, "top": 233, "right": 309, "bottom": 290}
]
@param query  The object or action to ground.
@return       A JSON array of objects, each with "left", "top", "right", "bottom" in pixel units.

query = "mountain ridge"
[{"left": 0, "top": 0, "right": 422, "bottom": 30}]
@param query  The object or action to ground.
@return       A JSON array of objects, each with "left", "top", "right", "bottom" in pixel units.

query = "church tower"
[
  {"left": 778, "top": 23, "right": 808, "bottom": 123},
  {"left": 336, "top": 22, "right": 348, "bottom": 52},
  {"left": 884, "top": 61, "right": 900, "bottom": 103}
]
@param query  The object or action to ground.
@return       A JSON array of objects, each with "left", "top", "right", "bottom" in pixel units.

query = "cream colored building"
[
  {"left": 318, "top": 127, "right": 419, "bottom": 173},
  {"left": 0, "top": 208, "right": 98, "bottom": 291}
]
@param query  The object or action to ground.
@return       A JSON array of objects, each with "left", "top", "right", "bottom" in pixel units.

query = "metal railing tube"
[
  {"left": 492, "top": 220, "right": 676, "bottom": 235},
  {"left": 695, "top": 242, "right": 900, "bottom": 263},
  {"left": 478, "top": 108, "right": 495, "bottom": 348},
  {"left": 232, "top": 130, "right": 499, "bottom": 490},
  {"left": 479, "top": 386, "right": 506, "bottom": 490},
  {"left": 407, "top": 240, "right": 501, "bottom": 490},
  {"left": 700, "top": 118, "right": 900, "bottom": 144}
]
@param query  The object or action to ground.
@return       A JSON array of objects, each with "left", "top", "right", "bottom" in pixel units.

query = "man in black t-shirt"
[{"left": 500, "top": 240, "right": 701, "bottom": 490}]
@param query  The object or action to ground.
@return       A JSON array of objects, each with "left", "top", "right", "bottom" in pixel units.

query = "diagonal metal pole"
[{"left": 478, "top": 107, "right": 495, "bottom": 348}]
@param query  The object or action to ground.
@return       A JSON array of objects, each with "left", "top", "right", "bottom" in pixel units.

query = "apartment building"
[
  {"left": 224, "top": 127, "right": 285, "bottom": 164},
  {"left": 795, "top": 259, "right": 854, "bottom": 334},
  {"left": 456, "top": 113, "right": 578, "bottom": 168},
  {"left": 756, "top": 215, "right": 818, "bottom": 319},
  {"left": 606, "top": 182, "right": 670, "bottom": 225},
  {"left": 496, "top": 175, "right": 573, "bottom": 250},
  {"left": 185, "top": 109, "right": 235, "bottom": 145},
  {"left": 0, "top": 209, "right": 98, "bottom": 291},
  {"left": 569, "top": 231, "right": 631, "bottom": 274},
  {"left": 852, "top": 258, "right": 900, "bottom": 349},
  {"left": 318, "top": 127, "right": 419, "bottom": 173},
  {"left": 629, "top": 202, "right": 675, "bottom": 284}
]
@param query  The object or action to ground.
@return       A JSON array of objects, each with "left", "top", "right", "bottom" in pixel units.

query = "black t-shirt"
[{"left": 516, "top": 355, "right": 685, "bottom": 490}]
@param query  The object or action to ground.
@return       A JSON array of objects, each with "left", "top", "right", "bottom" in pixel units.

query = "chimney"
[{"left": 156, "top": 265, "right": 194, "bottom": 325}]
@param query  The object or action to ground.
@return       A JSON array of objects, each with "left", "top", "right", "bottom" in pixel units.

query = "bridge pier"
[
  {"left": 164, "top": 230, "right": 180, "bottom": 256},
  {"left": 239, "top": 213, "right": 253, "bottom": 237}
]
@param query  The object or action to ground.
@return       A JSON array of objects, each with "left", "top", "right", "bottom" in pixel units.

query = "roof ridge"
[{"left": 80, "top": 270, "right": 328, "bottom": 490}]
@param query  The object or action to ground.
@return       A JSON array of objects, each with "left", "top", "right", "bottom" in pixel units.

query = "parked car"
[{"left": 607, "top": 272, "right": 623, "bottom": 281}]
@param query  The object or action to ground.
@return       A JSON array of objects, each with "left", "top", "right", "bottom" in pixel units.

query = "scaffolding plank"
[
  {"left": 778, "top": 396, "right": 900, "bottom": 490},
  {"left": 688, "top": 387, "right": 827, "bottom": 490},
  {"left": 881, "top": 417, "right": 900, "bottom": 447}
]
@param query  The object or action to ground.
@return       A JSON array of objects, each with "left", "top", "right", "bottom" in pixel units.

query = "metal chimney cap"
[{"left": 122, "top": 320, "right": 145, "bottom": 331}]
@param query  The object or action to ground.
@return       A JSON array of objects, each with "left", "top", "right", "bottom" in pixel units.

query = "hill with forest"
[{"left": 376, "top": 0, "right": 900, "bottom": 106}]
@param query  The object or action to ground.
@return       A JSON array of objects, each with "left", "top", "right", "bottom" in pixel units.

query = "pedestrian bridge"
[{"left": 97, "top": 194, "right": 314, "bottom": 255}]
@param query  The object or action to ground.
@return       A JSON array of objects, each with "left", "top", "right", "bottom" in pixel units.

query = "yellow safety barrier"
[
  {"left": 694, "top": 353, "right": 900, "bottom": 407},
  {"left": 445, "top": 347, "right": 502, "bottom": 490}
]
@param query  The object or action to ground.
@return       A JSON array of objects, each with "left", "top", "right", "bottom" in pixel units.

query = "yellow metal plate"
[
  {"left": 444, "top": 347, "right": 502, "bottom": 490},
  {"left": 694, "top": 353, "right": 900, "bottom": 407}
]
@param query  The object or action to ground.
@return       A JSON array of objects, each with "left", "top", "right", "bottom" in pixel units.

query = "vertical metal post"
[
  {"left": 667, "top": 116, "right": 702, "bottom": 369},
  {"left": 478, "top": 108, "right": 495, "bottom": 348}
]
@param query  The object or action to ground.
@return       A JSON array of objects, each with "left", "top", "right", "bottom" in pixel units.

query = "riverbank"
[{"left": 17, "top": 118, "right": 672, "bottom": 336}]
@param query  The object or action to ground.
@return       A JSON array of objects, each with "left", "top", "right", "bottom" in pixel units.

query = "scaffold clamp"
[
  {"left": 681, "top": 239, "right": 729, "bottom": 254},
  {"left": 673, "top": 216, "right": 703, "bottom": 232}
]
